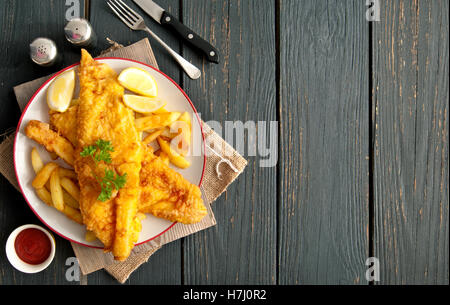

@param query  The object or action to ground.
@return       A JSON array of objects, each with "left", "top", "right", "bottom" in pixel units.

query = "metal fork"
[{"left": 107, "top": 0, "right": 201, "bottom": 80}]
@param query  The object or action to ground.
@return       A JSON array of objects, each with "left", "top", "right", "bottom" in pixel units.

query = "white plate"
[{"left": 14, "top": 58, "right": 206, "bottom": 248}]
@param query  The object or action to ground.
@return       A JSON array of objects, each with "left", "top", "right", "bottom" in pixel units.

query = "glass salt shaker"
[{"left": 29, "top": 38, "right": 62, "bottom": 67}]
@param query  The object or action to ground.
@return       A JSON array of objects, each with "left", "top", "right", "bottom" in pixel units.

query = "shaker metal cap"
[
  {"left": 29, "top": 38, "right": 58, "bottom": 66},
  {"left": 64, "top": 18, "right": 94, "bottom": 46}
]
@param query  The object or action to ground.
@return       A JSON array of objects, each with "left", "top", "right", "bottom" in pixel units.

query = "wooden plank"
[
  {"left": 182, "top": 0, "right": 277, "bottom": 284},
  {"left": 373, "top": 0, "right": 449, "bottom": 284},
  {"left": 86, "top": 0, "right": 183, "bottom": 285},
  {"left": 279, "top": 0, "right": 369, "bottom": 284},
  {"left": 0, "top": 0, "right": 86, "bottom": 285},
  {"left": 89, "top": 0, "right": 182, "bottom": 80}
]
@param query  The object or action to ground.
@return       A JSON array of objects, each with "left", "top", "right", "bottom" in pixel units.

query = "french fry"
[
  {"left": 32, "top": 162, "right": 59, "bottom": 189},
  {"left": 178, "top": 112, "right": 191, "bottom": 127},
  {"left": 85, "top": 230, "right": 97, "bottom": 242},
  {"left": 63, "top": 205, "right": 83, "bottom": 224},
  {"left": 159, "top": 151, "right": 170, "bottom": 166},
  {"left": 58, "top": 167, "right": 77, "bottom": 179},
  {"left": 62, "top": 190, "right": 79, "bottom": 209},
  {"left": 35, "top": 187, "right": 53, "bottom": 207},
  {"left": 60, "top": 177, "right": 80, "bottom": 201},
  {"left": 29, "top": 125, "right": 81, "bottom": 221},
  {"left": 143, "top": 128, "right": 164, "bottom": 145},
  {"left": 49, "top": 170, "right": 64, "bottom": 211},
  {"left": 178, "top": 112, "right": 192, "bottom": 147},
  {"left": 31, "top": 148, "right": 44, "bottom": 174},
  {"left": 157, "top": 137, "right": 191, "bottom": 169},
  {"left": 160, "top": 126, "right": 177, "bottom": 139},
  {"left": 35, "top": 187, "right": 82, "bottom": 224},
  {"left": 159, "top": 135, "right": 173, "bottom": 142},
  {"left": 135, "top": 112, "right": 181, "bottom": 131}
]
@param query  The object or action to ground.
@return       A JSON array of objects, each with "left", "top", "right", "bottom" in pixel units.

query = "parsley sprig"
[
  {"left": 96, "top": 169, "right": 127, "bottom": 202},
  {"left": 80, "top": 140, "right": 127, "bottom": 202},
  {"left": 81, "top": 139, "right": 114, "bottom": 165}
]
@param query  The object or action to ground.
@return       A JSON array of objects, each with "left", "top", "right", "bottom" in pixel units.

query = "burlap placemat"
[{"left": 0, "top": 38, "right": 247, "bottom": 283}]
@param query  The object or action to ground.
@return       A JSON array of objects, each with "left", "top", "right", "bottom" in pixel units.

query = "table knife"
[{"left": 133, "top": 0, "right": 219, "bottom": 64}]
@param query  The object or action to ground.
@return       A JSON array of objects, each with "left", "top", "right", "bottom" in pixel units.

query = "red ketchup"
[{"left": 14, "top": 228, "right": 52, "bottom": 265}]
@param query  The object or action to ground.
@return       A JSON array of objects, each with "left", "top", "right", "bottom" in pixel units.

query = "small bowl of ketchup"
[{"left": 6, "top": 224, "right": 55, "bottom": 273}]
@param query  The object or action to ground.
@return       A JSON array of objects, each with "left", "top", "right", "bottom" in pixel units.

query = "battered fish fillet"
[
  {"left": 49, "top": 107, "right": 207, "bottom": 224},
  {"left": 25, "top": 120, "right": 75, "bottom": 166},
  {"left": 138, "top": 147, "right": 206, "bottom": 224},
  {"left": 50, "top": 106, "right": 78, "bottom": 145},
  {"left": 76, "top": 50, "right": 143, "bottom": 261}
]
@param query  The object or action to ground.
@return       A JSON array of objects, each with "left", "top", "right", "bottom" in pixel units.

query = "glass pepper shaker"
[{"left": 64, "top": 18, "right": 97, "bottom": 49}]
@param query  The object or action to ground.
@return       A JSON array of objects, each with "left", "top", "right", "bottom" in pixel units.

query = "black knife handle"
[{"left": 160, "top": 11, "right": 219, "bottom": 64}]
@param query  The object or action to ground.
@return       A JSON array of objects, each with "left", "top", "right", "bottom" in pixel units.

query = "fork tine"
[
  {"left": 107, "top": 0, "right": 134, "bottom": 28},
  {"left": 115, "top": 0, "right": 141, "bottom": 20},
  {"left": 112, "top": 0, "right": 139, "bottom": 22},
  {"left": 107, "top": 1, "right": 131, "bottom": 26}
]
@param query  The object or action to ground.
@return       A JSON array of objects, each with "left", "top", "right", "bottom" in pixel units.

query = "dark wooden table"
[{"left": 0, "top": 0, "right": 448, "bottom": 285}]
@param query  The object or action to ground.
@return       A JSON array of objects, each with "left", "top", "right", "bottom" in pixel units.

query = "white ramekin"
[{"left": 5, "top": 224, "right": 56, "bottom": 273}]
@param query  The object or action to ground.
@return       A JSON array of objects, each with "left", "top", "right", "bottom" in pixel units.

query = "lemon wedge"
[
  {"left": 118, "top": 67, "right": 158, "bottom": 97},
  {"left": 47, "top": 70, "right": 75, "bottom": 112},
  {"left": 123, "top": 95, "right": 166, "bottom": 114}
]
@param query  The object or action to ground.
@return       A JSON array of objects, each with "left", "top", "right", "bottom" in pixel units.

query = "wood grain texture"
[
  {"left": 0, "top": 0, "right": 84, "bottom": 132},
  {"left": 0, "top": 0, "right": 85, "bottom": 285},
  {"left": 279, "top": 0, "right": 369, "bottom": 284},
  {"left": 373, "top": 0, "right": 449, "bottom": 284},
  {"left": 182, "top": 0, "right": 277, "bottom": 284},
  {"left": 87, "top": 0, "right": 183, "bottom": 285},
  {"left": 89, "top": 0, "right": 182, "bottom": 80},
  {"left": 0, "top": 0, "right": 449, "bottom": 285}
]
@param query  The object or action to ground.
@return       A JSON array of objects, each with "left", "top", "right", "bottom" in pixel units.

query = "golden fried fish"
[{"left": 75, "top": 50, "right": 143, "bottom": 260}]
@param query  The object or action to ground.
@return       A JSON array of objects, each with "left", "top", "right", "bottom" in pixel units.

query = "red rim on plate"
[{"left": 14, "top": 58, "right": 207, "bottom": 249}]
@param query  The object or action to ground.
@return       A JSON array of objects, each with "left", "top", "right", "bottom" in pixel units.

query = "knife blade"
[{"left": 133, "top": 0, "right": 219, "bottom": 64}]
